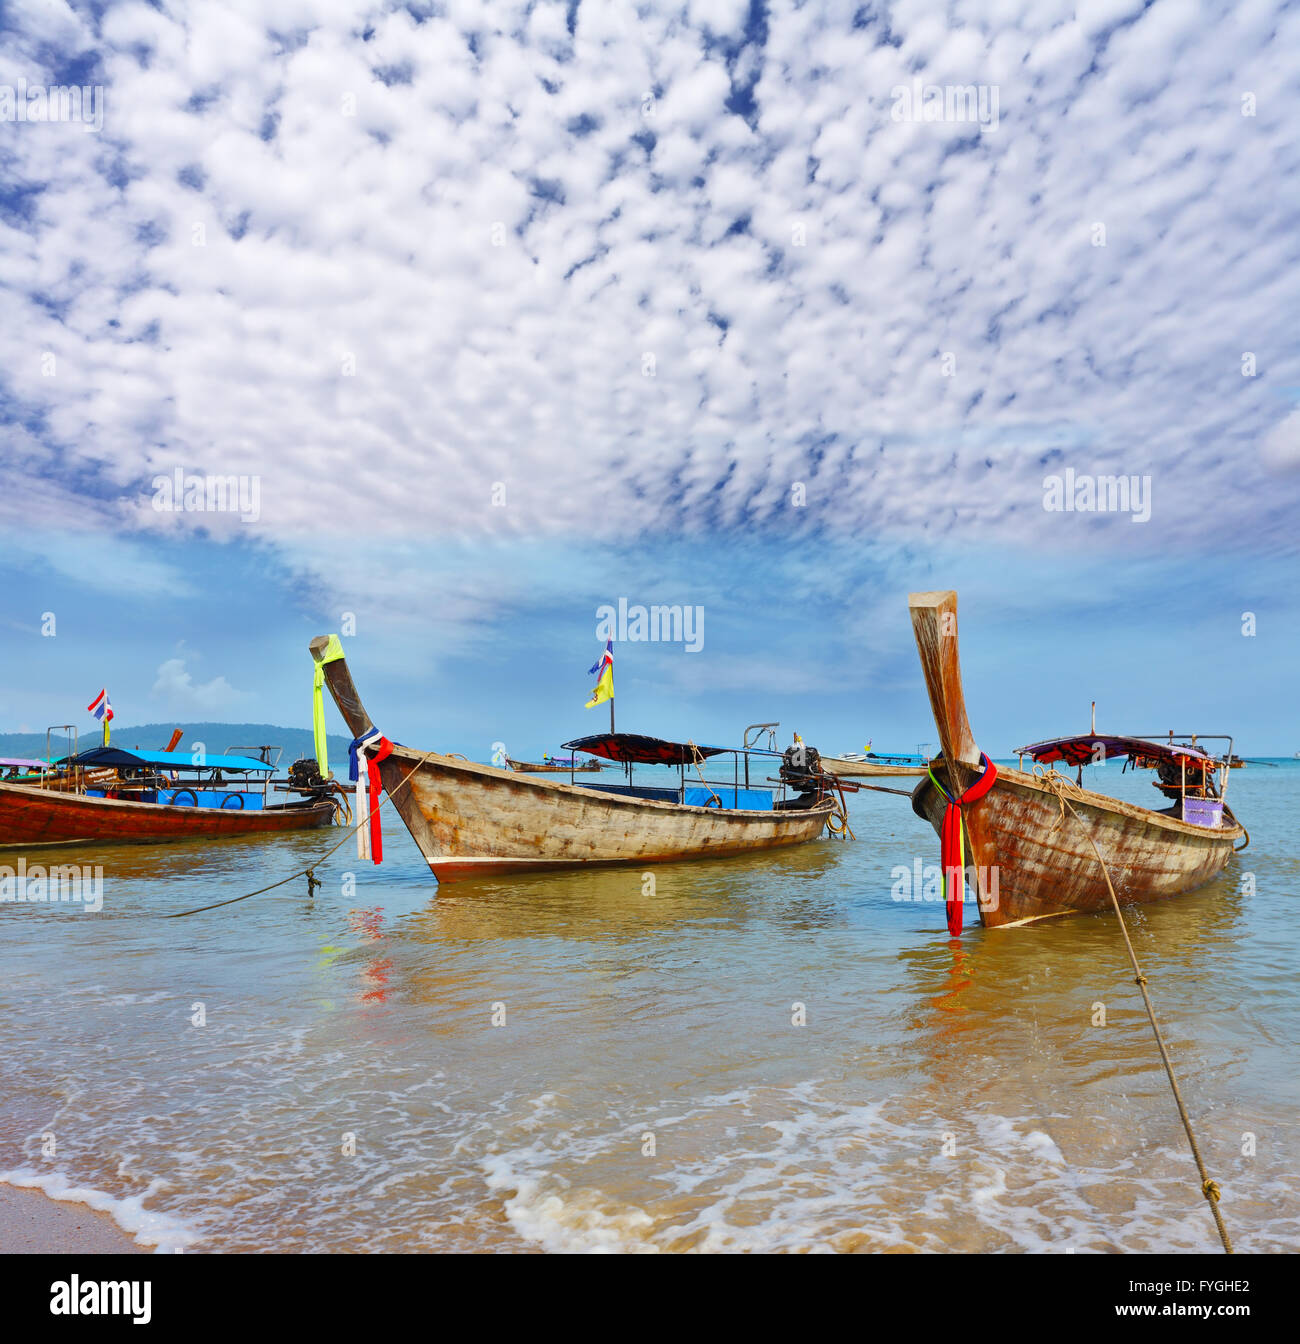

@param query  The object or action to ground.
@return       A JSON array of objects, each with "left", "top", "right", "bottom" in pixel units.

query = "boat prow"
[{"left": 907, "top": 591, "right": 1244, "bottom": 929}]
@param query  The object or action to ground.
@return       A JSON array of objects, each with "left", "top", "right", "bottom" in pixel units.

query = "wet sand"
[{"left": 0, "top": 1184, "right": 147, "bottom": 1254}]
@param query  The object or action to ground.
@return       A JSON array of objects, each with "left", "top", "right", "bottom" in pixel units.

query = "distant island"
[{"left": 0, "top": 722, "right": 352, "bottom": 765}]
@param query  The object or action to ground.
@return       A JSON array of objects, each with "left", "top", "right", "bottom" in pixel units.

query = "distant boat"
[
  {"left": 0, "top": 739, "right": 337, "bottom": 850},
  {"left": 823, "top": 750, "right": 930, "bottom": 779},
  {"left": 0, "top": 756, "right": 50, "bottom": 782},
  {"left": 310, "top": 636, "right": 835, "bottom": 883},
  {"left": 907, "top": 591, "right": 1246, "bottom": 930},
  {"left": 505, "top": 755, "right": 606, "bottom": 774}
]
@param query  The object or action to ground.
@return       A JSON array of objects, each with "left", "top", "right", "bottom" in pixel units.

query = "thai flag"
[
  {"left": 588, "top": 640, "right": 613, "bottom": 677},
  {"left": 87, "top": 689, "right": 113, "bottom": 724}
]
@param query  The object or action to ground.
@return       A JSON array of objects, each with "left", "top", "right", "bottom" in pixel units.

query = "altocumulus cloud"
[{"left": 0, "top": 0, "right": 1297, "bottom": 613}]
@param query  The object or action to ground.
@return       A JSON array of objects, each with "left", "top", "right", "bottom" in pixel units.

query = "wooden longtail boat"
[
  {"left": 0, "top": 745, "right": 336, "bottom": 850},
  {"left": 505, "top": 756, "right": 605, "bottom": 774},
  {"left": 823, "top": 754, "right": 929, "bottom": 779},
  {"left": 310, "top": 636, "right": 835, "bottom": 883},
  {"left": 907, "top": 591, "right": 1245, "bottom": 930}
]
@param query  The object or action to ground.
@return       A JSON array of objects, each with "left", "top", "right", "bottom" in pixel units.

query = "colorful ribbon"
[
  {"left": 927, "top": 754, "right": 998, "bottom": 935},
  {"left": 348, "top": 727, "right": 379, "bottom": 784},
  {"left": 311, "top": 635, "right": 346, "bottom": 779},
  {"left": 349, "top": 729, "right": 393, "bottom": 864}
]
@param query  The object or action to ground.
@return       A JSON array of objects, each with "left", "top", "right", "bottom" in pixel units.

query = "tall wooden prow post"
[
  {"left": 908, "top": 590, "right": 982, "bottom": 783},
  {"left": 309, "top": 635, "right": 375, "bottom": 742},
  {"left": 309, "top": 634, "right": 441, "bottom": 861}
]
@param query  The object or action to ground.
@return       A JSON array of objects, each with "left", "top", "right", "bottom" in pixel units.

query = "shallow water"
[{"left": 1, "top": 761, "right": 1296, "bottom": 1253}]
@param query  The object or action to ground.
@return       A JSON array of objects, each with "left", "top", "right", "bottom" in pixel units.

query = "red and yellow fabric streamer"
[{"left": 927, "top": 753, "right": 998, "bottom": 935}]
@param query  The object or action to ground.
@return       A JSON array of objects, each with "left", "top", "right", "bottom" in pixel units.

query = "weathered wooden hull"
[
  {"left": 823, "top": 756, "right": 928, "bottom": 779},
  {"left": 390, "top": 751, "right": 832, "bottom": 881},
  {"left": 912, "top": 762, "right": 1242, "bottom": 927},
  {"left": 309, "top": 637, "right": 832, "bottom": 884},
  {"left": 0, "top": 781, "right": 336, "bottom": 850}
]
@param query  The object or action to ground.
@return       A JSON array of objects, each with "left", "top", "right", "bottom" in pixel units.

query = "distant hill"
[{"left": 0, "top": 722, "right": 352, "bottom": 764}]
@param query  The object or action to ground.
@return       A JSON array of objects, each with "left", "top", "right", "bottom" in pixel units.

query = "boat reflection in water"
[{"left": 398, "top": 839, "right": 849, "bottom": 945}]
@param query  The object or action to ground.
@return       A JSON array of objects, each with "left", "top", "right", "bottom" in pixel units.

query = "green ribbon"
[{"left": 311, "top": 635, "right": 346, "bottom": 778}]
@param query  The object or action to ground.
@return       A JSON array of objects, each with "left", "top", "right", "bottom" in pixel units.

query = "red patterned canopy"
[
  {"left": 561, "top": 733, "right": 727, "bottom": 765},
  {"left": 1016, "top": 735, "right": 1214, "bottom": 768}
]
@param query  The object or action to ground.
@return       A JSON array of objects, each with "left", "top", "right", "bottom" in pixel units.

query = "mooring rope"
[
  {"left": 328, "top": 779, "right": 354, "bottom": 826},
  {"left": 1032, "top": 765, "right": 1234, "bottom": 1254},
  {"left": 823, "top": 775, "right": 857, "bottom": 840},
  {"left": 684, "top": 740, "right": 722, "bottom": 808},
  {"left": 166, "top": 746, "right": 441, "bottom": 918},
  {"left": 824, "top": 800, "right": 851, "bottom": 837}
]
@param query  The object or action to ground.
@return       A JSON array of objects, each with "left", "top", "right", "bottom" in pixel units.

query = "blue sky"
[{"left": 1, "top": 0, "right": 1299, "bottom": 759}]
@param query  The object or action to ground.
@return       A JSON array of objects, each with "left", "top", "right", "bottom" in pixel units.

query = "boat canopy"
[
  {"left": 58, "top": 747, "right": 275, "bottom": 772},
  {"left": 1016, "top": 735, "right": 1215, "bottom": 768},
  {"left": 562, "top": 733, "right": 728, "bottom": 765},
  {"left": 0, "top": 756, "right": 47, "bottom": 769}
]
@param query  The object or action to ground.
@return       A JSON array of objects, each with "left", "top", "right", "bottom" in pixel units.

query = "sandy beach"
[{"left": 0, "top": 1184, "right": 147, "bottom": 1254}]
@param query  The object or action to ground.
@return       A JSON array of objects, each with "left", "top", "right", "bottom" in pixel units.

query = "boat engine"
[
  {"left": 779, "top": 744, "right": 826, "bottom": 808},
  {"left": 287, "top": 757, "right": 328, "bottom": 793}
]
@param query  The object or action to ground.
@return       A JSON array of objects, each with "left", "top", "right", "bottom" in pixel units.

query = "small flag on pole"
[
  {"left": 88, "top": 688, "right": 113, "bottom": 746},
  {"left": 585, "top": 639, "right": 614, "bottom": 708}
]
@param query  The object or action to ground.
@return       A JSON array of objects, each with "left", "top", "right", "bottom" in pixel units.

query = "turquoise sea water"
[{"left": 1, "top": 761, "right": 1296, "bottom": 1252}]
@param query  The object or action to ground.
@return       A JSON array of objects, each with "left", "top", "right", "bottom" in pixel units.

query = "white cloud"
[
  {"left": 1262, "top": 409, "right": 1300, "bottom": 471},
  {"left": 688, "top": 0, "right": 752, "bottom": 40},
  {"left": 0, "top": 0, "right": 1296, "bottom": 624},
  {"left": 150, "top": 654, "right": 250, "bottom": 714}
]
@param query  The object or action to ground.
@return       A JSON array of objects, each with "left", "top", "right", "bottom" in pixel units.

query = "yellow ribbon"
[{"left": 311, "top": 635, "right": 346, "bottom": 778}]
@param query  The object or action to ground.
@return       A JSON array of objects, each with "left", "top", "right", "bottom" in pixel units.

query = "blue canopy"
[{"left": 59, "top": 747, "right": 275, "bottom": 773}]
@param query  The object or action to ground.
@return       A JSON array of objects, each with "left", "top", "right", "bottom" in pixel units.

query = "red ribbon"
[
  {"left": 928, "top": 754, "right": 998, "bottom": 935},
  {"left": 366, "top": 737, "right": 394, "bottom": 863}
]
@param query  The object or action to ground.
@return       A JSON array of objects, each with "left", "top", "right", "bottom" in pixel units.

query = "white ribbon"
[{"left": 353, "top": 727, "right": 381, "bottom": 861}]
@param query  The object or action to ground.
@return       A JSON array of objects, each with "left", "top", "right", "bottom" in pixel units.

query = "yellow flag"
[{"left": 585, "top": 662, "right": 614, "bottom": 708}]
